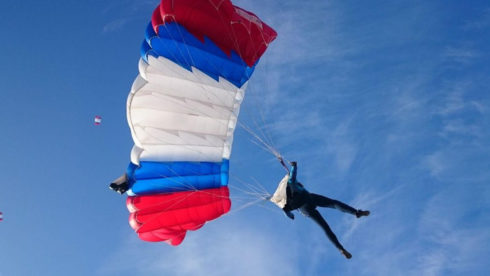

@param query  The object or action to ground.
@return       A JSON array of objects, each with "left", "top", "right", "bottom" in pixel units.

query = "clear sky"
[{"left": 1, "top": 0, "right": 489, "bottom": 275}]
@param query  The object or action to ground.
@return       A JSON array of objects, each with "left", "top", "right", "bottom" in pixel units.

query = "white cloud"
[
  {"left": 424, "top": 152, "right": 446, "bottom": 178},
  {"left": 415, "top": 188, "right": 490, "bottom": 275},
  {"left": 421, "top": 79, "right": 490, "bottom": 181},
  {"left": 103, "top": 18, "right": 130, "bottom": 33},
  {"left": 325, "top": 118, "right": 358, "bottom": 173},
  {"left": 463, "top": 8, "right": 490, "bottom": 30},
  {"left": 99, "top": 217, "right": 301, "bottom": 276},
  {"left": 443, "top": 46, "right": 479, "bottom": 64},
  {"left": 342, "top": 186, "right": 403, "bottom": 241},
  {"left": 436, "top": 85, "right": 470, "bottom": 116},
  {"left": 441, "top": 119, "right": 479, "bottom": 137},
  {"left": 101, "top": 0, "right": 155, "bottom": 33}
]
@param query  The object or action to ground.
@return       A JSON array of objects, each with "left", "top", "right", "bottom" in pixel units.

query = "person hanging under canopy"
[{"left": 269, "top": 157, "right": 370, "bottom": 259}]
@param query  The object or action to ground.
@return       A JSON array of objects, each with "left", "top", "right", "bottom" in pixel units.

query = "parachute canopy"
[
  {"left": 128, "top": 187, "right": 230, "bottom": 244},
  {"left": 94, "top": 115, "right": 102, "bottom": 125},
  {"left": 118, "top": 0, "right": 276, "bottom": 245}
]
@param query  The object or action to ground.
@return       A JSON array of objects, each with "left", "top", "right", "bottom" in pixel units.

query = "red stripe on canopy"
[
  {"left": 127, "top": 187, "right": 231, "bottom": 245},
  {"left": 151, "top": 0, "right": 277, "bottom": 67}
]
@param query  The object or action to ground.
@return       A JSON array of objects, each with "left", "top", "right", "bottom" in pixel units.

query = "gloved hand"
[{"left": 284, "top": 210, "right": 295, "bottom": 220}]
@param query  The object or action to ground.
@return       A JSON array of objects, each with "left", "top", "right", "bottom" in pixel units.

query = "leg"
[
  {"left": 300, "top": 206, "right": 345, "bottom": 251},
  {"left": 309, "top": 194, "right": 357, "bottom": 216},
  {"left": 109, "top": 173, "right": 129, "bottom": 194}
]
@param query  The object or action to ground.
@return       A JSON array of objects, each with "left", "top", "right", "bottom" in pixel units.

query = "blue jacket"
[{"left": 284, "top": 163, "right": 309, "bottom": 210}]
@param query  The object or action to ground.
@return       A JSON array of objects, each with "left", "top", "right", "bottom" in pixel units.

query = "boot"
[
  {"left": 340, "top": 248, "right": 352, "bottom": 259},
  {"left": 356, "top": 209, "right": 370, "bottom": 218},
  {"left": 109, "top": 174, "right": 129, "bottom": 194}
]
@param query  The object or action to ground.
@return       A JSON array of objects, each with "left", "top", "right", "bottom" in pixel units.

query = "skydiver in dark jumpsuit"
[{"left": 278, "top": 158, "right": 370, "bottom": 259}]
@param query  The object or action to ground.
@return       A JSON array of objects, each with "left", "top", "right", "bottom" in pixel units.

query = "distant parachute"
[
  {"left": 111, "top": 0, "right": 276, "bottom": 245},
  {"left": 0, "top": 212, "right": 3, "bottom": 221},
  {"left": 94, "top": 115, "right": 102, "bottom": 125}
]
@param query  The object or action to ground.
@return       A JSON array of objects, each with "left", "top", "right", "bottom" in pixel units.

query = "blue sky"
[{"left": 1, "top": 0, "right": 489, "bottom": 275}]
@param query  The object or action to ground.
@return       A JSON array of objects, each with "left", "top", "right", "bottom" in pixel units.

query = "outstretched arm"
[
  {"left": 278, "top": 156, "right": 290, "bottom": 173},
  {"left": 282, "top": 205, "right": 295, "bottom": 220},
  {"left": 289, "top": 161, "right": 297, "bottom": 183}
]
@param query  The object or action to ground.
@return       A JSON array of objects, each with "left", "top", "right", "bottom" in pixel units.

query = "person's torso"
[{"left": 286, "top": 181, "right": 309, "bottom": 209}]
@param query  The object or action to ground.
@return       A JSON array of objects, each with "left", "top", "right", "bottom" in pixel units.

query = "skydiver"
[
  {"left": 270, "top": 157, "right": 370, "bottom": 259},
  {"left": 109, "top": 174, "right": 130, "bottom": 194}
]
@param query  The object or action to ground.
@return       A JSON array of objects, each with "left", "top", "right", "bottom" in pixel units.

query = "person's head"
[{"left": 290, "top": 161, "right": 297, "bottom": 166}]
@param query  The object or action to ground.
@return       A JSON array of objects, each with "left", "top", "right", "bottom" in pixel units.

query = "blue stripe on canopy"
[
  {"left": 127, "top": 160, "right": 229, "bottom": 196},
  {"left": 141, "top": 22, "right": 255, "bottom": 87}
]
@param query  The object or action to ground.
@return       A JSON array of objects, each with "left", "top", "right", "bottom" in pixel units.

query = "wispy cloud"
[
  {"left": 443, "top": 46, "right": 479, "bottom": 64},
  {"left": 240, "top": 0, "right": 364, "bottom": 180},
  {"left": 101, "top": 0, "right": 155, "bottom": 33},
  {"left": 422, "top": 79, "right": 490, "bottom": 181},
  {"left": 463, "top": 8, "right": 490, "bottom": 30},
  {"left": 99, "top": 218, "right": 302, "bottom": 276},
  {"left": 416, "top": 187, "right": 490, "bottom": 275},
  {"left": 324, "top": 117, "right": 358, "bottom": 173},
  {"left": 342, "top": 186, "right": 404, "bottom": 241},
  {"left": 103, "top": 18, "right": 131, "bottom": 33}
]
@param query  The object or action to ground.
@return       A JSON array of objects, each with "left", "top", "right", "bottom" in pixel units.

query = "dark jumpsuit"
[{"left": 282, "top": 163, "right": 357, "bottom": 251}]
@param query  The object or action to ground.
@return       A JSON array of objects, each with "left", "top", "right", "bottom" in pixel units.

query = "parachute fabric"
[{"left": 118, "top": 0, "right": 276, "bottom": 245}]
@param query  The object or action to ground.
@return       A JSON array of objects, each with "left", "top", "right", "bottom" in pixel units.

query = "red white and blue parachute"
[
  {"left": 94, "top": 115, "right": 102, "bottom": 125},
  {"left": 113, "top": 0, "right": 276, "bottom": 245}
]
